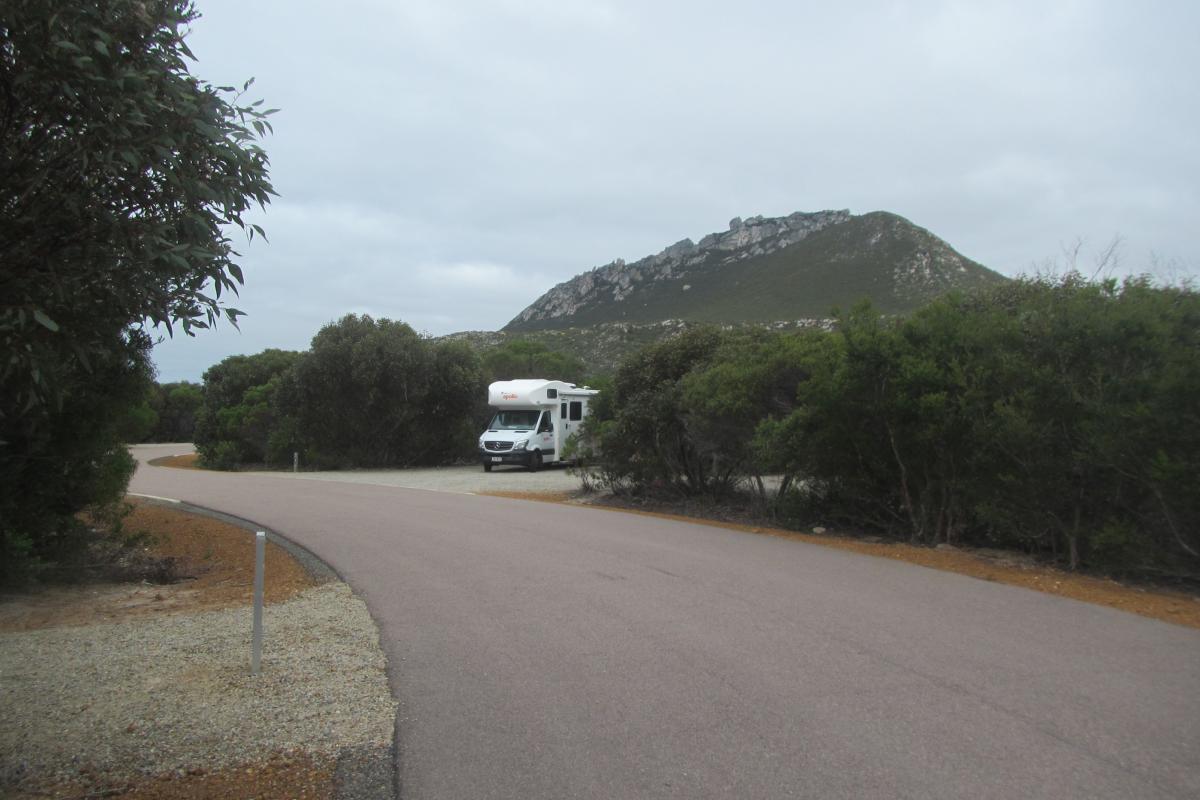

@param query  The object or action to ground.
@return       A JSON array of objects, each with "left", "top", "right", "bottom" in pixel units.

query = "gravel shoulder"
[{"left": 0, "top": 501, "right": 397, "bottom": 799}]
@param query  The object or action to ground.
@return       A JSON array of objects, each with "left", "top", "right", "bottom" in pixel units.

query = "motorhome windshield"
[{"left": 489, "top": 410, "right": 540, "bottom": 431}]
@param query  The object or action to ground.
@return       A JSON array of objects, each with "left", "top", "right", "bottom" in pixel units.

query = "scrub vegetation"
[{"left": 572, "top": 274, "right": 1200, "bottom": 579}]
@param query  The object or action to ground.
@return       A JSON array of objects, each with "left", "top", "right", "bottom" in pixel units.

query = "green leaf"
[{"left": 33, "top": 310, "right": 60, "bottom": 332}]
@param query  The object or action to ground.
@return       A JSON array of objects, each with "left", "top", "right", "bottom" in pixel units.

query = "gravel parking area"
[
  {"left": 256, "top": 462, "right": 581, "bottom": 494},
  {"left": 0, "top": 581, "right": 395, "bottom": 794},
  {"left": 142, "top": 443, "right": 583, "bottom": 495}
]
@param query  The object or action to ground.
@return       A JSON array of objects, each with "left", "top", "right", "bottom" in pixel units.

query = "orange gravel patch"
[
  {"left": 504, "top": 492, "right": 1200, "bottom": 630},
  {"left": 480, "top": 490, "right": 575, "bottom": 503},
  {"left": 149, "top": 452, "right": 201, "bottom": 469},
  {"left": 15, "top": 751, "right": 334, "bottom": 800},
  {"left": 0, "top": 500, "right": 321, "bottom": 632}
]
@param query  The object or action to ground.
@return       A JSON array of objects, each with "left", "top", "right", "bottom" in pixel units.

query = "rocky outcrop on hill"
[{"left": 507, "top": 210, "right": 852, "bottom": 328}]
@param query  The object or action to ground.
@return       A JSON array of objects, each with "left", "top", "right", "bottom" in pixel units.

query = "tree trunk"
[
  {"left": 886, "top": 422, "right": 921, "bottom": 541},
  {"left": 1068, "top": 503, "right": 1082, "bottom": 571}
]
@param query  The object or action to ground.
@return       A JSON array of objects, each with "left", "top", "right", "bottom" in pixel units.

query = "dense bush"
[
  {"left": 578, "top": 327, "right": 817, "bottom": 498},
  {"left": 284, "top": 315, "right": 485, "bottom": 468},
  {"left": 116, "top": 380, "right": 204, "bottom": 444},
  {"left": 482, "top": 339, "right": 586, "bottom": 385},
  {"left": 146, "top": 382, "right": 203, "bottom": 442},
  {"left": 579, "top": 275, "right": 1200, "bottom": 576},
  {"left": 588, "top": 328, "right": 725, "bottom": 494},
  {"left": 1, "top": 0, "right": 274, "bottom": 585},
  {"left": 193, "top": 349, "right": 300, "bottom": 468},
  {"left": 1, "top": 330, "right": 154, "bottom": 583},
  {"left": 195, "top": 315, "right": 487, "bottom": 470}
]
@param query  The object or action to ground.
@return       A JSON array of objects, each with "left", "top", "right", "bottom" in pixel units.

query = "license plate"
[{"left": 491, "top": 457, "right": 502, "bottom": 462}]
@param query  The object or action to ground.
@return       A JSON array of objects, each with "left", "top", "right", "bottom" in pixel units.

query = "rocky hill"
[{"left": 504, "top": 210, "right": 1004, "bottom": 332}]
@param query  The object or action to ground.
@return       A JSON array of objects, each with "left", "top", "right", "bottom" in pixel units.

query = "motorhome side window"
[
  {"left": 538, "top": 413, "right": 553, "bottom": 433},
  {"left": 569, "top": 401, "right": 582, "bottom": 421},
  {"left": 560, "top": 402, "right": 567, "bottom": 419}
]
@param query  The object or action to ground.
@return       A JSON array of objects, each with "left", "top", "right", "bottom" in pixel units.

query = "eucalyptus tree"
[{"left": 1, "top": 0, "right": 275, "bottom": 580}]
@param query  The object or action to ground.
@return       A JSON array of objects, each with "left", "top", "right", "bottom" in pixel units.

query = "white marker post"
[
  {"left": 252, "top": 531, "right": 265, "bottom": 675},
  {"left": 293, "top": 451, "right": 299, "bottom": 473}
]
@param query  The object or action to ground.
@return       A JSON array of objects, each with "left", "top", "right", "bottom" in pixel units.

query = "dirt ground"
[
  {"left": 483, "top": 489, "right": 1200, "bottom": 631},
  {"left": 1, "top": 502, "right": 335, "bottom": 800},
  {"left": 0, "top": 501, "right": 319, "bottom": 632}
]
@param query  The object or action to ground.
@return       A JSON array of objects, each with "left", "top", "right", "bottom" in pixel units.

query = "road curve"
[{"left": 129, "top": 445, "right": 1200, "bottom": 800}]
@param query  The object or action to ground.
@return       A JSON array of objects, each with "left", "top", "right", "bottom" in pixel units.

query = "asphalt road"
[{"left": 129, "top": 445, "right": 1200, "bottom": 799}]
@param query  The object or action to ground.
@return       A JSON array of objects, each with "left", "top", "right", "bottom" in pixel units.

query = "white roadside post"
[
  {"left": 293, "top": 451, "right": 299, "bottom": 473},
  {"left": 252, "top": 531, "right": 265, "bottom": 675}
]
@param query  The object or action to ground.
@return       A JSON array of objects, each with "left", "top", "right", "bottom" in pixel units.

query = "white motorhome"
[{"left": 479, "top": 379, "right": 599, "bottom": 472}]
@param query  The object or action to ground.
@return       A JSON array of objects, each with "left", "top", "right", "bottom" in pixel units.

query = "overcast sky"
[{"left": 150, "top": 0, "right": 1199, "bottom": 382}]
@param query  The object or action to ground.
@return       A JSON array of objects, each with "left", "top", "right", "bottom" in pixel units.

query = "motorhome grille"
[{"left": 485, "top": 441, "right": 513, "bottom": 452}]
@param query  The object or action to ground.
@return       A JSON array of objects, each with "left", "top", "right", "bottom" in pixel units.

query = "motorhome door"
[{"left": 535, "top": 410, "right": 555, "bottom": 459}]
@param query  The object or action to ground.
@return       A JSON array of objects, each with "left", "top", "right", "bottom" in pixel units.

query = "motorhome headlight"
[{"left": 513, "top": 439, "right": 528, "bottom": 451}]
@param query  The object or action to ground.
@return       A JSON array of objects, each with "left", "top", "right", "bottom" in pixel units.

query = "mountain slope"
[
  {"left": 504, "top": 210, "right": 1005, "bottom": 332},
  {"left": 441, "top": 318, "right": 828, "bottom": 376}
]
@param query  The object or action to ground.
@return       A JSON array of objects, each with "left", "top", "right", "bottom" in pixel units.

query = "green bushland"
[
  {"left": 575, "top": 274, "right": 1200, "bottom": 578},
  {"left": 1, "top": 331, "right": 155, "bottom": 583}
]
